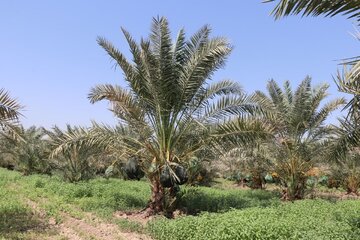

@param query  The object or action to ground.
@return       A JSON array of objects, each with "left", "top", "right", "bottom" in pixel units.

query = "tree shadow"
[
  {"left": 176, "top": 187, "right": 281, "bottom": 215},
  {"left": 0, "top": 210, "right": 57, "bottom": 239}
]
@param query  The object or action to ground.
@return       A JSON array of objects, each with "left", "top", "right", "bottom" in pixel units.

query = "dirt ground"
[{"left": 25, "top": 199, "right": 152, "bottom": 240}]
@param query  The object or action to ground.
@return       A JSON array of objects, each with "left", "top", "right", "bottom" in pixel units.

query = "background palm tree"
[
  {"left": 265, "top": 2, "right": 360, "bottom": 195},
  {"left": 0, "top": 126, "right": 51, "bottom": 175},
  {"left": 217, "top": 142, "right": 271, "bottom": 189},
  {"left": 48, "top": 125, "right": 106, "bottom": 182},
  {"left": 0, "top": 89, "right": 22, "bottom": 137},
  {"left": 327, "top": 117, "right": 360, "bottom": 195},
  {"left": 52, "top": 17, "right": 270, "bottom": 215},
  {"left": 253, "top": 77, "right": 345, "bottom": 199}
]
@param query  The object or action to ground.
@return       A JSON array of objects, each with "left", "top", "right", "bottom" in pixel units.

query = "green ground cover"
[{"left": 1, "top": 168, "right": 360, "bottom": 240}]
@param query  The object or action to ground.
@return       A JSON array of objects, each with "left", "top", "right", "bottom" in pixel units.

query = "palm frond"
[
  {"left": 0, "top": 89, "right": 23, "bottom": 138},
  {"left": 0, "top": 89, "right": 22, "bottom": 121},
  {"left": 265, "top": 0, "right": 360, "bottom": 23},
  {"left": 88, "top": 84, "right": 146, "bottom": 127},
  {"left": 335, "top": 67, "right": 360, "bottom": 121},
  {"left": 48, "top": 125, "right": 94, "bottom": 158},
  {"left": 212, "top": 117, "right": 273, "bottom": 146},
  {"left": 309, "top": 98, "right": 346, "bottom": 129},
  {"left": 97, "top": 35, "right": 155, "bottom": 109},
  {"left": 283, "top": 80, "right": 293, "bottom": 106},
  {"left": 326, "top": 118, "right": 360, "bottom": 162},
  {"left": 179, "top": 37, "right": 233, "bottom": 106},
  {"left": 202, "top": 95, "right": 258, "bottom": 123},
  {"left": 201, "top": 79, "right": 244, "bottom": 100}
]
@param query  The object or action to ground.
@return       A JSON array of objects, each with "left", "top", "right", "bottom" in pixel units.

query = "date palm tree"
[
  {"left": 253, "top": 77, "right": 345, "bottom": 200},
  {"left": 267, "top": 1, "right": 360, "bottom": 182},
  {"left": 51, "top": 17, "right": 270, "bottom": 215},
  {"left": 0, "top": 89, "right": 22, "bottom": 137}
]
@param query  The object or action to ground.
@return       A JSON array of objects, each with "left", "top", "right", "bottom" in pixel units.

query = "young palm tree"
[
  {"left": 0, "top": 89, "right": 22, "bottom": 137},
  {"left": 253, "top": 77, "right": 345, "bottom": 200},
  {"left": 52, "top": 17, "right": 270, "bottom": 215}
]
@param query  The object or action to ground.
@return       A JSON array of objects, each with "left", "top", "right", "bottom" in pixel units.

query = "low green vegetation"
[
  {"left": 1, "top": 168, "right": 360, "bottom": 240},
  {"left": 149, "top": 200, "right": 360, "bottom": 240},
  {"left": 0, "top": 168, "right": 279, "bottom": 219},
  {"left": 0, "top": 185, "right": 31, "bottom": 234},
  {"left": 177, "top": 187, "right": 279, "bottom": 214},
  {"left": 1, "top": 168, "right": 151, "bottom": 218},
  {"left": 0, "top": 170, "right": 53, "bottom": 239}
]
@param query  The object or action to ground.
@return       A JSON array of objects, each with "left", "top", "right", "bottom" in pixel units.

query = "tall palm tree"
[
  {"left": 52, "top": 17, "right": 270, "bottom": 215},
  {"left": 253, "top": 77, "right": 345, "bottom": 199},
  {"left": 0, "top": 89, "right": 22, "bottom": 137}
]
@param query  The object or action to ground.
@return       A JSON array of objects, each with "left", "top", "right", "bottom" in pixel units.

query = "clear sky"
[{"left": 1, "top": 0, "right": 359, "bottom": 129}]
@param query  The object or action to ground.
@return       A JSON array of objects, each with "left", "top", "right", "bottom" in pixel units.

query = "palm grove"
[{"left": 1, "top": 2, "right": 360, "bottom": 216}]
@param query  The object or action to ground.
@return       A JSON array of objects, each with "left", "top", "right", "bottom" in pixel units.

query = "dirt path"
[{"left": 25, "top": 199, "right": 152, "bottom": 240}]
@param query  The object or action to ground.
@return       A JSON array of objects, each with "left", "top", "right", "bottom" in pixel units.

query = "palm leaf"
[
  {"left": 0, "top": 89, "right": 23, "bottom": 138},
  {"left": 265, "top": 0, "right": 360, "bottom": 23}
]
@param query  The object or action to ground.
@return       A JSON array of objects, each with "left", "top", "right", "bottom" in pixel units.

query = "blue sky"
[{"left": 1, "top": 0, "right": 359, "bottom": 128}]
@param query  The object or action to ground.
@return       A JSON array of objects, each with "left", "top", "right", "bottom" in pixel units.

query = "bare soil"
[
  {"left": 25, "top": 198, "right": 152, "bottom": 240},
  {"left": 114, "top": 211, "right": 156, "bottom": 226}
]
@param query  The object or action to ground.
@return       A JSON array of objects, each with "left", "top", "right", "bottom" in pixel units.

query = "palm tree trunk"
[
  {"left": 287, "top": 178, "right": 306, "bottom": 200},
  {"left": 148, "top": 175, "right": 165, "bottom": 215},
  {"left": 345, "top": 175, "right": 359, "bottom": 196},
  {"left": 250, "top": 172, "right": 264, "bottom": 189}
]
